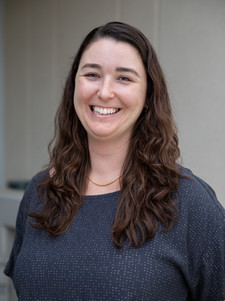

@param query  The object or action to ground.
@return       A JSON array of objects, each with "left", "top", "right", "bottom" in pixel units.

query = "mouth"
[{"left": 90, "top": 106, "right": 121, "bottom": 116}]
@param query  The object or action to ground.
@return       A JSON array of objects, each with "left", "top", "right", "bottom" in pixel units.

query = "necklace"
[{"left": 88, "top": 176, "right": 121, "bottom": 187}]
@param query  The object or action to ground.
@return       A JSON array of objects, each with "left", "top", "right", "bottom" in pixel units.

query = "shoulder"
[
  {"left": 27, "top": 169, "right": 49, "bottom": 188},
  {"left": 175, "top": 166, "right": 225, "bottom": 250},
  {"left": 177, "top": 166, "right": 224, "bottom": 216},
  {"left": 176, "top": 168, "right": 225, "bottom": 299},
  {"left": 25, "top": 169, "right": 49, "bottom": 194},
  {"left": 20, "top": 169, "right": 50, "bottom": 212}
]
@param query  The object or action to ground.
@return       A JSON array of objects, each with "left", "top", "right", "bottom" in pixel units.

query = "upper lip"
[{"left": 90, "top": 105, "right": 120, "bottom": 109}]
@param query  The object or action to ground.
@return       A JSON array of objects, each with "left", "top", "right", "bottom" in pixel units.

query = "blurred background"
[{"left": 0, "top": 0, "right": 224, "bottom": 300}]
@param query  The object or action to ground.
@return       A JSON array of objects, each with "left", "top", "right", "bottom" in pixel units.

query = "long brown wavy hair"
[{"left": 29, "top": 22, "right": 181, "bottom": 248}]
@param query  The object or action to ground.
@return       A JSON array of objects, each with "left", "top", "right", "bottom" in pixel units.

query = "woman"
[{"left": 4, "top": 22, "right": 225, "bottom": 300}]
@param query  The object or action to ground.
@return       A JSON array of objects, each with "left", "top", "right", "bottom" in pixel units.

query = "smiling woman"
[
  {"left": 4, "top": 22, "right": 225, "bottom": 301},
  {"left": 74, "top": 38, "right": 147, "bottom": 146}
]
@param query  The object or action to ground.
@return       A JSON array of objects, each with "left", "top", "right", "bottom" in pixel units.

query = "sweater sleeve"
[
  {"left": 186, "top": 173, "right": 225, "bottom": 301},
  {"left": 4, "top": 170, "right": 47, "bottom": 280},
  {"left": 4, "top": 189, "right": 30, "bottom": 280},
  {"left": 193, "top": 216, "right": 225, "bottom": 301}
]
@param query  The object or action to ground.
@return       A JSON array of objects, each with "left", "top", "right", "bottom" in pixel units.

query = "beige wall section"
[
  {"left": 3, "top": 0, "right": 225, "bottom": 204},
  {"left": 159, "top": 0, "right": 225, "bottom": 203},
  {"left": 4, "top": 0, "right": 56, "bottom": 182}
]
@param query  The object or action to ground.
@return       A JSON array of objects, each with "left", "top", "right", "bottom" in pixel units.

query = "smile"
[{"left": 91, "top": 106, "right": 120, "bottom": 115}]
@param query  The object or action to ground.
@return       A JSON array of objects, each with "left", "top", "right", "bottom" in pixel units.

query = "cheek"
[
  {"left": 121, "top": 87, "right": 146, "bottom": 110},
  {"left": 74, "top": 80, "right": 88, "bottom": 105},
  {"left": 75, "top": 77, "right": 98, "bottom": 105},
  {"left": 74, "top": 82, "right": 89, "bottom": 118},
  {"left": 135, "top": 85, "right": 147, "bottom": 110}
]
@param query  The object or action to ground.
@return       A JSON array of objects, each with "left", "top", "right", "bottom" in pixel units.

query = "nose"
[{"left": 97, "top": 78, "right": 115, "bottom": 100}]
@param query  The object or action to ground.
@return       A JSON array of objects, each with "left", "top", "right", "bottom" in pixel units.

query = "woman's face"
[{"left": 74, "top": 38, "right": 147, "bottom": 144}]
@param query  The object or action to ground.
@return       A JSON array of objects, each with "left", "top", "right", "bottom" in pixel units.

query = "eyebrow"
[
  {"left": 81, "top": 63, "right": 140, "bottom": 78},
  {"left": 81, "top": 63, "right": 101, "bottom": 70},
  {"left": 116, "top": 67, "right": 140, "bottom": 78}
]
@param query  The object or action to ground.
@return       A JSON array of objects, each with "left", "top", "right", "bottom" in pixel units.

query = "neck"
[
  {"left": 86, "top": 137, "right": 129, "bottom": 195},
  {"left": 89, "top": 137, "right": 129, "bottom": 175}
]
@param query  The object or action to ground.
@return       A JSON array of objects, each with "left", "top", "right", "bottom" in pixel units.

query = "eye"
[
  {"left": 84, "top": 73, "right": 99, "bottom": 79},
  {"left": 118, "top": 76, "right": 132, "bottom": 82}
]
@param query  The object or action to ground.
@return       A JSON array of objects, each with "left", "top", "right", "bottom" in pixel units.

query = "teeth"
[{"left": 92, "top": 106, "right": 119, "bottom": 115}]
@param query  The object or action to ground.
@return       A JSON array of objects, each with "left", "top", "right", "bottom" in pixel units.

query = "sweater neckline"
[{"left": 84, "top": 190, "right": 121, "bottom": 200}]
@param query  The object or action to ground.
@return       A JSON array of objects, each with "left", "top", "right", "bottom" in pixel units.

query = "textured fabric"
[{"left": 4, "top": 168, "right": 225, "bottom": 301}]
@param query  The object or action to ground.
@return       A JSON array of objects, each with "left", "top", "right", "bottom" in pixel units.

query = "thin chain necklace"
[{"left": 88, "top": 176, "right": 121, "bottom": 187}]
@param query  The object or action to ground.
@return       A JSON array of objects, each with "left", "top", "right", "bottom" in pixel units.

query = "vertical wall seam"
[
  {"left": 0, "top": 0, "right": 5, "bottom": 187},
  {"left": 25, "top": 0, "right": 33, "bottom": 180},
  {"left": 51, "top": 0, "right": 59, "bottom": 108}
]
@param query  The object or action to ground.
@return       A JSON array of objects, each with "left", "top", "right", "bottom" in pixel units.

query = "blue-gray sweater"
[{"left": 4, "top": 168, "right": 225, "bottom": 300}]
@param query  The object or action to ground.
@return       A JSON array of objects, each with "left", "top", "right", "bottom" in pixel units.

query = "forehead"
[{"left": 79, "top": 38, "right": 144, "bottom": 68}]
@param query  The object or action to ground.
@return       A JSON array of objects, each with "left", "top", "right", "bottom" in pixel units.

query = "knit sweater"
[{"left": 4, "top": 168, "right": 225, "bottom": 300}]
